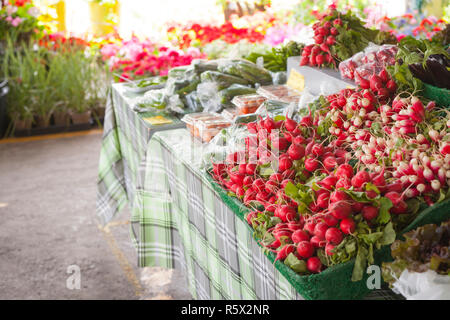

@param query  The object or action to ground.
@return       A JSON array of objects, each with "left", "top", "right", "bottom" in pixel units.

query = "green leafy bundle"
[
  {"left": 245, "top": 41, "right": 305, "bottom": 72},
  {"left": 382, "top": 221, "right": 450, "bottom": 287}
]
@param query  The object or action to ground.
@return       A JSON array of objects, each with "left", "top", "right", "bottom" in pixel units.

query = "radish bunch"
[{"left": 300, "top": 18, "right": 340, "bottom": 68}]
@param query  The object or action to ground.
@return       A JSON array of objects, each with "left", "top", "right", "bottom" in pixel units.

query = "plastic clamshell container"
[
  {"left": 256, "top": 85, "right": 301, "bottom": 104},
  {"left": 221, "top": 108, "right": 239, "bottom": 121},
  {"left": 181, "top": 112, "right": 232, "bottom": 142},
  {"left": 231, "top": 94, "right": 266, "bottom": 115}
]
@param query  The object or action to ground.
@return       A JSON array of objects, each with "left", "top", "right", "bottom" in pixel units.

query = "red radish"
[
  {"left": 243, "top": 176, "right": 254, "bottom": 187},
  {"left": 325, "top": 227, "right": 343, "bottom": 245},
  {"left": 323, "top": 156, "right": 337, "bottom": 171},
  {"left": 314, "top": 222, "right": 329, "bottom": 239},
  {"left": 316, "top": 54, "right": 325, "bottom": 66},
  {"left": 329, "top": 190, "right": 349, "bottom": 203},
  {"left": 288, "top": 143, "right": 305, "bottom": 160},
  {"left": 325, "top": 243, "right": 335, "bottom": 256},
  {"left": 305, "top": 158, "right": 320, "bottom": 171},
  {"left": 322, "top": 214, "right": 339, "bottom": 227},
  {"left": 270, "top": 173, "right": 283, "bottom": 183},
  {"left": 256, "top": 191, "right": 270, "bottom": 204},
  {"left": 272, "top": 136, "right": 289, "bottom": 150},
  {"left": 265, "top": 180, "right": 278, "bottom": 193},
  {"left": 312, "top": 144, "right": 324, "bottom": 156},
  {"left": 326, "top": 36, "right": 336, "bottom": 45},
  {"left": 297, "top": 241, "right": 315, "bottom": 258},
  {"left": 333, "top": 19, "right": 342, "bottom": 26},
  {"left": 246, "top": 163, "right": 257, "bottom": 175},
  {"left": 359, "top": 77, "right": 370, "bottom": 89},
  {"left": 336, "top": 163, "right": 354, "bottom": 179},
  {"left": 351, "top": 170, "right": 370, "bottom": 188},
  {"left": 304, "top": 221, "right": 317, "bottom": 235},
  {"left": 264, "top": 117, "right": 276, "bottom": 132},
  {"left": 310, "top": 236, "right": 326, "bottom": 248},
  {"left": 314, "top": 34, "right": 324, "bottom": 44},
  {"left": 273, "top": 229, "right": 292, "bottom": 241},
  {"left": 230, "top": 173, "right": 244, "bottom": 186},
  {"left": 238, "top": 163, "right": 247, "bottom": 174},
  {"left": 379, "top": 69, "right": 389, "bottom": 82},
  {"left": 279, "top": 157, "right": 293, "bottom": 172},
  {"left": 317, "top": 193, "right": 330, "bottom": 209},
  {"left": 267, "top": 239, "right": 281, "bottom": 249},
  {"left": 329, "top": 201, "right": 352, "bottom": 219},
  {"left": 351, "top": 201, "right": 364, "bottom": 213},
  {"left": 300, "top": 56, "right": 309, "bottom": 66},
  {"left": 246, "top": 211, "right": 258, "bottom": 225},
  {"left": 307, "top": 257, "right": 322, "bottom": 273},
  {"left": 285, "top": 117, "right": 297, "bottom": 132},
  {"left": 319, "top": 176, "right": 338, "bottom": 190},
  {"left": 253, "top": 178, "right": 265, "bottom": 192},
  {"left": 336, "top": 178, "right": 352, "bottom": 189},
  {"left": 340, "top": 218, "right": 356, "bottom": 234},
  {"left": 362, "top": 206, "right": 379, "bottom": 221},
  {"left": 292, "top": 230, "right": 310, "bottom": 243},
  {"left": 369, "top": 74, "right": 383, "bottom": 91},
  {"left": 293, "top": 135, "right": 306, "bottom": 145},
  {"left": 275, "top": 244, "right": 295, "bottom": 262},
  {"left": 288, "top": 220, "right": 304, "bottom": 232}
]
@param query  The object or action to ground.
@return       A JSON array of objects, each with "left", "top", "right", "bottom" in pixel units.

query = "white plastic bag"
[{"left": 392, "top": 269, "right": 450, "bottom": 300}]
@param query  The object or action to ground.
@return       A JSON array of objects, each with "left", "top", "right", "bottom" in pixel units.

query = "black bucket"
[{"left": 0, "top": 79, "right": 8, "bottom": 138}]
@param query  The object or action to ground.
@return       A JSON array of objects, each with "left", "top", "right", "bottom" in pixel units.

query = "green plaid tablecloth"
[{"left": 96, "top": 83, "right": 184, "bottom": 224}]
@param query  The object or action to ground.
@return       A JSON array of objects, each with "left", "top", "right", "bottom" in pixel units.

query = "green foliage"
[
  {"left": 2, "top": 39, "right": 109, "bottom": 123},
  {"left": 382, "top": 221, "right": 450, "bottom": 287}
]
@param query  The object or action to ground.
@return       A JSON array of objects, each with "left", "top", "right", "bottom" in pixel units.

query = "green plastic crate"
[
  {"left": 422, "top": 82, "right": 450, "bottom": 107},
  {"left": 204, "top": 170, "right": 450, "bottom": 299}
]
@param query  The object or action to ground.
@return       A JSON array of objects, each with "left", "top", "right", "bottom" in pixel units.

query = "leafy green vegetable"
[
  {"left": 382, "top": 221, "right": 450, "bottom": 287},
  {"left": 284, "top": 253, "right": 308, "bottom": 273}
]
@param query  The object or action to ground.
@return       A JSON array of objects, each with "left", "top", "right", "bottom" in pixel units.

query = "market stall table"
[{"left": 96, "top": 83, "right": 401, "bottom": 300}]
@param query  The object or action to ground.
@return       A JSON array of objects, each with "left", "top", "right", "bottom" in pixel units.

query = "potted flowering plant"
[{"left": 0, "top": 0, "right": 43, "bottom": 44}]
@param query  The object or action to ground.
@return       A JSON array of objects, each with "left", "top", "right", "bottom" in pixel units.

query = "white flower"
[{"left": 28, "top": 7, "right": 40, "bottom": 18}]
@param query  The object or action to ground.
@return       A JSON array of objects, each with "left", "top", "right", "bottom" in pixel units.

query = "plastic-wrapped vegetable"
[
  {"left": 175, "top": 76, "right": 201, "bottom": 97},
  {"left": 192, "top": 59, "right": 219, "bottom": 74},
  {"left": 168, "top": 65, "right": 196, "bottom": 79},
  {"left": 200, "top": 71, "right": 249, "bottom": 90},
  {"left": 197, "top": 82, "right": 222, "bottom": 113},
  {"left": 166, "top": 94, "right": 187, "bottom": 114},
  {"left": 255, "top": 99, "right": 289, "bottom": 117},
  {"left": 184, "top": 91, "right": 203, "bottom": 113},
  {"left": 133, "top": 89, "right": 167, "bottom": 112},
  {"left": 218, "top": 84, "right": 256, "bottom": 105},
  {"left": 339, "top": 43, "right": 398, "bottom": 81},
  {"left": 218, "top": 59, "right": 272, "bottom": 85}
]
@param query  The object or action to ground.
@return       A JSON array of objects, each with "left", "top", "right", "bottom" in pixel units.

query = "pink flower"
[
  {"left": 6, "top": 5, "right": 17, "bottom": 16},
  {"left": 11, "top": 17, "right": 23, "bottom": 27},
  {"left": 5, "top": 16, "right": 13, "bottom": 23},
  {"left": 100, "top": 43, "right": 120, "bottom": 58}
]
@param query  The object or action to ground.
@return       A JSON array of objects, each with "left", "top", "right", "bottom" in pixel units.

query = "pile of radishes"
[
  {"left": 211, "top": 53, "right": 449, "bottom": 276},
  {"left": 339, "top": 45, "right": 398, "bottom": 82},
  {"left": 300, "top": 18, "right": 341, "bottom": 68}
]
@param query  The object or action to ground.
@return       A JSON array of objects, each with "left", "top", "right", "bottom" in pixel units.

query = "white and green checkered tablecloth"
[{"left": 96, "top": 84, "right": 401, "bottom": 300}]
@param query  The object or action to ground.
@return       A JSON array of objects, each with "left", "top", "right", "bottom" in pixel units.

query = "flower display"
[
  {"left": 100, "top": 35, "right": 205, "bottom": 81},
  {"left": 0, "top": 0, "right": 43, "bottom": 41}
]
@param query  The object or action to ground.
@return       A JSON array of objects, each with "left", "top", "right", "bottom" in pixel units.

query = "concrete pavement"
[{"left": 0, "top": 131, "right": 191, "bottom": 300}]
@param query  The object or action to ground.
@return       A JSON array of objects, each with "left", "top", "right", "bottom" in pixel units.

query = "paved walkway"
[{"left": 0, "top": 131, "right": 191, "bottom": 300}]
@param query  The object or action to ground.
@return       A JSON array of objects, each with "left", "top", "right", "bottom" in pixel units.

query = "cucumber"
[
  {"left": 218, "top": 84, "right": 256, "bottom": 105},
  {"left": 200, "top": 71, "right": 249, "bottom": 90}
]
